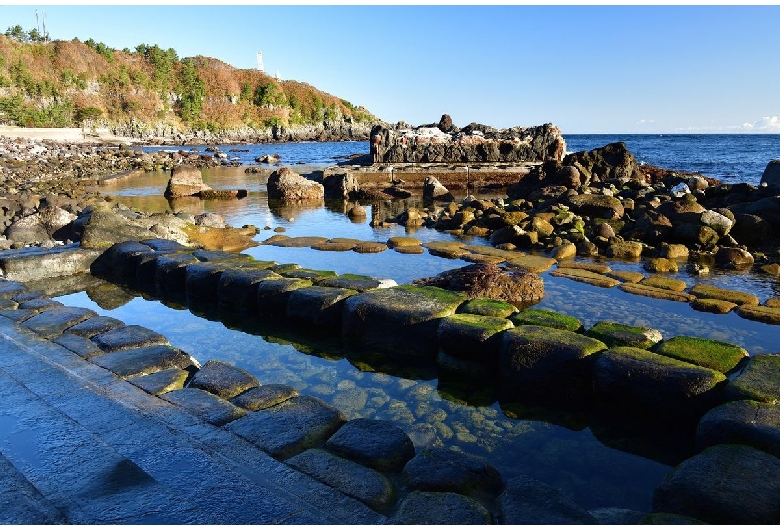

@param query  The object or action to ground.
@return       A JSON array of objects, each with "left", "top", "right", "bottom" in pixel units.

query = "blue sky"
[{"left": 2, "top": 4, "right": 779, "bottom": 134}]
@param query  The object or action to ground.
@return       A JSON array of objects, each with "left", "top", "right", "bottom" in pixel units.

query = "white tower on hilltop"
[{"left": 256, "top": 51, "right": 264, "bottom": 73}]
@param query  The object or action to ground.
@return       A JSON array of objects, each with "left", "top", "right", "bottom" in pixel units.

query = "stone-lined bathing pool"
[{"left": 55, "top": 167, "right": 779, "bottom": 512}]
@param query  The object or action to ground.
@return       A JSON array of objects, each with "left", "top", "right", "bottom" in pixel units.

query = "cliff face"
[{"left": 370, "top": 118, "right": 566, "bottom": 164}]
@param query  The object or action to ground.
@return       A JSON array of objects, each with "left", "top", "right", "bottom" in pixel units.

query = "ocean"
[
  {"left": 145, "top": 134, "right": 779, "bottom": 187},
  {"left": 564, "top": 133, "right": 779, "bottom": 186}
]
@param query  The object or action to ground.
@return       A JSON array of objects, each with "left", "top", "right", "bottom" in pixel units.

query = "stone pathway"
[{"left": 0, "top": 314, "right": 384, "bottom": 525}]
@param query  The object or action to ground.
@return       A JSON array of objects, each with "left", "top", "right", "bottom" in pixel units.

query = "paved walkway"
[{"left": 0, "top": 315, "right": 384, "bottom": 524}]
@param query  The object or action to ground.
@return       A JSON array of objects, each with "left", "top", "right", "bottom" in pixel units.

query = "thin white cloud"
[{"left": 739, "top": 116, "right": 780, "bottom": 132}]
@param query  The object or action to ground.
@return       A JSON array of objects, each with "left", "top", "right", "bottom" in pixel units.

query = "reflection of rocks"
[{"left": 86, "top": 281, "right": 135, "bottom": 310}]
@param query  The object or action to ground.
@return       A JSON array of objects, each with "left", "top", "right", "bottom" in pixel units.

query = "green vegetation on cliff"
[{"left": 0, "top": 27, "right": 376, "bottom": 133}]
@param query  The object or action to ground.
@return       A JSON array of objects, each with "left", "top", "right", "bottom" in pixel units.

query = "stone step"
[{"left": 0, "top": 317, "right": 385, "bottom": 525}]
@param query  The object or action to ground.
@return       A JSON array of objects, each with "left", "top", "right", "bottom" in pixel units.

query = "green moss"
[
  {"left": 508, "top": 325, "right": 607, "bottom": 357},
  {"left": 586, "top": 320, "right": 662, "bottom": 349},
  {"left": 395, "top": 285, "right": 467, "bottom": 306},
  {"left": 641, "top": 275, "right": 686, "bottom": 292},
  {"left": 458, "top": 298, "right": 518, "bottom": 318},
  {"left": 654, "top": 336, "right": 748, "bottom": 373},
  {"left": 440, "top": 313, "right": 514, "bottom": 338},
  {"left": 727, "top": 355, "right": 780, "bottom": 404},
  {"left": 510, "top": 309, "right": 582, "bottom": 332}
]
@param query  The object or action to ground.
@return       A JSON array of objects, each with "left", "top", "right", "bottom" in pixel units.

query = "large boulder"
[
  {"left": 566, "top": 194, "right": 625, "bottom": 220},
  {"left": 562, "top": 142, "right": 639, "bottom": 184},
  {"left": 164, "top": 164, "right": 211, "bottom": 198},
  {"left": 267, "top": 167, "right": 324, "bottom": 201},
  {"left": 593, "top": 347, "right": 726, "bottom": 417},
  {"left": 413, "top": 263, "right": 544, "bottom": 307},
  {"left": 499, "top": 475, "right": 598, "bottom": 525},
  {"left": 760, "top": 159, "right": 780, "bottom": 191},
  {"left": 696, "top": 400, "right": 780, "bottom": 458},
  {"left": 422, "top": 175, "right": 453, "bottom": 202},
  {"left": 652, "top": 444, "right": 780, "bottom": 524}
]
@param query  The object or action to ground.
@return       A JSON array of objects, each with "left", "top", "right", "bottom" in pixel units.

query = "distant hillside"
[{"left": 0, "top": 28, "right": 378, "bottom": 142}]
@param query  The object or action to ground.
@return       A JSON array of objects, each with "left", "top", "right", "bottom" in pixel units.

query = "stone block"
[
  {"left": 188, "top": 360, "right": 259, "bottom": 400},
  {"left": 437, "top": 314, "right": 513, "bottom": 361},
  {"left": 390, "top": 491, "right": 492, "bottom": 525},
  {"left": 90, "top": 344, "right": 198, "bottom": 378},
  {"left": 586, "top": 320, "right": 662, "bottom": 349},
  {"left": 726, "top": 354, "right": 780, "bottom": 404},
  {"left": 499, "top": 475, "right": 597, "bottom": 525},
  {"left": 341, "top": 285, "right": 467, "bottom": 356},
  {"left": 227, "top": 395, "right": 346, "bottom": 460},
  {"left": 154, "top": 253, "right": 199, "bottom": 293},
  {"left": 697, "top": 400, "right": 780, "bottom": 458},
  {"left": 286, "top": 286, "right": 357, "bottom": 327},
  {"left": 217, "top": 268, "right": 281, "bottom": 309},
  {"left": 91, "top": 325, "right": 169, "bottom": 353},
  {"left": 161, "top": 387, "right": 246, "bottom": 427},
  {"left": 65, "top": 315, "right": 126, "bottom": 338},
  {"left": 23, "top": 306, "right": 97, "bottom": 339},
  {"left": 325, "top": 418, "right": 415, "bottom": 473},
  {"left": 509, "top": 308, "right": 582, "bottom": 332},
  {"left": 402, "top": 447, "right": 503, "bottom": 499},
  {"left": 231, "top": 384, "right": 299, "bottom": 411},
  {"left": 654, "top": 336, "right": 747, "bottom": 373},
  {"left": 128, "top": 368, "right": 190, "bottom": 396},
  {"left": 287, "top": 448, "right": 395, "bottom": 512},
  {"left": 256, "top": 278, "right": 313, "bottom": 315}
]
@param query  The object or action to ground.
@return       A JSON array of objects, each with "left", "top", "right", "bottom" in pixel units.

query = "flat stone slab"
[
  {"left": 22, "top": 306, "right": 97, "bottom": 339},
  {"left": 324, "top": 418, "right": 416, "bottom": 473},
  {"left": 619, "top": 283, "right": 695, "bottom": 302},
  {"left": 286, "top": 448, "right": 395, "bottom": 512},
  {"left": 227, "top": 395, "right": 346, "bottom": 460},
  {"left": 0, "top": 279, "right": 28, "bottom": 299},
  {"left": 230, "top": 384, "right": 300, "bottom": 411},
  {"left": 689, "top": 284, "right": 760, "bottom": 306},
  {"left": 0, "top": 244, "right": 101, "bottom": 282},
  {"left": 697, "top": 400, "right": 780, "bottom": 459},
  {"left": 188, "top": 360, "right": 259, "bottom": 400},
  {"left": 735, "top": 304, "right": 780, "bottom": 325},
  {"left": 726, "top": 354, "right": 780, "bottom": 403},
  {"left": 690, "top": 298, "right": 737, "bottom": 314},
  {"left": 499, "top": 475, "right": 597, "bottom": 525},
  {"left": 606, "top": 270, "right": 645, "bottom": 283},
  {"left": 90, "top": 344, "right": 198, "bottom": 378},
  {"left": 640, "top": 275, "right": 687, "bottom": 292},
  {"left": 127, "top": 368, "right": 190, "bottom": 396},
  {"left": 161, "top": 387, "right": 247, "bottom": 427},
  {"left": 556, "top": 261, "right": 611, "bottom": 274},
  {"left": 65, "top": 315, "right": 126, "bottom": 338},
  {"left": 390, "top": 491, "right": 492, "bottom": 524},
  {"left": 18, "top": 298, "right": 63, "bottom": 312},
  {"left": 505, "top": 255, "right": 557, "bottom": 273},
  {"left": 654, "top": 336, "right": 747, "bottom": 373},
  {"left": 550, "top": 267, "right": 620, "bottom": 288},
  {"left": 652, "top": 444, "right": 780, "bottom": 524},
  {"left": 268, "top": 236, "right": 329, "bottom": 248},
  {"left": 280, "top": 268, "right": 338, "bottom": 282},
  {"left": 342, "top": 285, "right": 467, "bottom": 356},
  {"left": 402, "top": 447, "right": 503, "bottom": 498},
  {"left": 91, "top": 325, "right": 169, "bottom": 353},
  {"left": 0, "top": 308, "right": 37, "bottom": 323},
  {"left": 52, "top": 333, "right": 105, "bottom": 358}
]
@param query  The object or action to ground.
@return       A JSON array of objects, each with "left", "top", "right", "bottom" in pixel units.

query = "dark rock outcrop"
[{"left": 267, "top": 167, "right": 324, "bottom": 201}]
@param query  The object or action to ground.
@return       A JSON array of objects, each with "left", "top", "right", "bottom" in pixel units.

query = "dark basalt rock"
[
  {"left": 391, "top": 491, "right": 493, "bottom": 525},
  {"left": 324, "top": 418, "right": 415, "bottom": 473},
  {"left": 402, "top": 447, "right": 503, "bottom": 500},
  {"left": 188, "top": 360, "right": 259, "bottom": 400},
  {"left": 499, "top": 475, "right": 598, "bottom": 525}
]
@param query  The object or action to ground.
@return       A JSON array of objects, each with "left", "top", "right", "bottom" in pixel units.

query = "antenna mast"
[{"left": 256, "top": 51, "right": 264, "bottom": 73}]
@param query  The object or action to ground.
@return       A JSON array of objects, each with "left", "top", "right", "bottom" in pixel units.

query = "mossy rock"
[
  {"left": 268, "top": 262, "right": 300, "bottom": 273},
  {"left": 461, "top": 253, "right": 505, "bottom": 265},
  {"left": 586, "top": 320, "right": 662, "bottom": 349},
  {"left": 353, "top": 241, "right": 388, "bottom": 254},
  {"left": 387, "top": 236, "right": 422, "bottom": 248},
  {"left": 689, "top": 284, "right": 759, "bottom": 306},
  {"left": 506, "top": 255, "right": 557, "bottom": 273},
  {"left": 458, "top": 297, "right": 518, "bottom": 318},
  {"left": 607, "top": 270, "right": 645, "bottom": 283},
  {"left": 606, "top": 240, "right": 643, "bottom": 260},
  {"left": 555, "top": 261, "right": 611, "bottom": 274},
  {"left": 593, "top": 347, "right": 726, "bottom": 415},
  {"left": 423, "top": 241, "right": 469, "bottom": 259},
  {"left": 619, "top": 283, "right": 695, "bottom": 302},
  {"left": 766, "top": 297, "right": 780, "bottom": 308},
  {"left": 654, "top": 336, "right": 748, "bottom": 373},
  {"left": 726, "top": 354, "right": 780, "bottom": 404},
  {"left": 311, "top": 238, "right": 360, "bottom": 251},
  {"left": 462, "top": 244, "right": 519, "bottom": 261},
  {"left": 550, "top": 267, "right": 620, "bottom": 288},
  {"left": 500, "top": 325, "right": 607, "bottom": 397},
  {"left": 437, "top": 313, "right": 514, "bottom": 361},
  {"left": 342, "top": 285, "right": 468, "bottom": 356},
  {"left": 280, "top": 268, "right": 337, "bottom": 281},
  {"left": 394, "top": 245, "right": 425, "bottom": 255},
  {"left": 268, "top": 235, "right": 329, "bottom": 247},
  {"left": 735, "top": 305, "right": 780, "bottom": 325},
  {"left": 644, "top": 258, "right": 679, "bottom": 274},
  {"left": 641, "top": 275, "right": 687, "bottom": 292},
  {"left": 696, "top": 400, "right": 780, "bottom": 459},
  {"left": 689, "top": 298, "right": 737, "bottom": 314},
  {"left": 319, "top": 274, "right": 396, "bottom": 292},
  {"left": 510, "top": 308, "right": 583, "bottom": 332}
]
